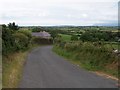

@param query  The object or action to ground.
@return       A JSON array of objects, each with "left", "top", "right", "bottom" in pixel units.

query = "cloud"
[{"left": 0, "top": 0, "right": 118, "bottom": 26}]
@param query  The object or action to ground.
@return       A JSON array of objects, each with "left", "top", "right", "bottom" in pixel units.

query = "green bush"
[
  {"left": 13, "top": 33, "right": 29, "bottom": 50},
  {"left": 18, "top": 30, "right": 32, "bottom": 41},
  {"left": 54, "top": 41, "right": 118, "bottom": 76},
  {"left": 2, "top": 25, "right": 16, "bottom": 55},
  {"left": 2, "top": 24, "right": 32, "bottom": 55},
  {"left": 71, "top": 35, "right": 78, "bottom": 41}
]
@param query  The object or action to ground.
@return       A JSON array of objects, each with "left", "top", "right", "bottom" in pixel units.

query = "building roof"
[{"left": 32, "top": 31, "right": 51, "bottom": 38}]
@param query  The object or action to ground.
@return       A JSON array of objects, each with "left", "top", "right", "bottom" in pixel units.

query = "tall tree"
[{"left": 8, "top": 22, "right": 19, "bottom": 31}]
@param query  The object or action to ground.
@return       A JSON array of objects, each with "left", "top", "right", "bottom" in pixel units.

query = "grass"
[
  {"left": 104, "top": 42, "right": 119, "bottom": 50},
  {"left": 53, "top": 45, "right": 81, "bottom": 66},
  {"left": 104, "top": 44, "right": 118, "bottom": 50},
  {"left": 53, "top": 45, "right": 118, "bottom": 79},
  {"left": 2, "top": 44, "right": 40, "bottom": 88},
  {"left": 3, "top": 52, "right": 27, "bottom": 88},
  {"left": 59, "top": 34, "right": 71, "bottom": 42}
]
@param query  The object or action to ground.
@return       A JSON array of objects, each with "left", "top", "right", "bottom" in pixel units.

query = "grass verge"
[
  {"left": 2, "top": 44, "right": 40, "bottom": 88},
  {"left": 53, "top": 45, "right": 118, "bottom": 80}
]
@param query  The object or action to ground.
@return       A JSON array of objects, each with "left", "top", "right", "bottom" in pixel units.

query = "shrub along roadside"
[
  {"left": 2, "top": 44, "right": 40, "bottom": 88},
  {"left": 2, "top": 23, "right": 34, "bottom": 88},
  {"left": 53, "top": 41, "right": 119, "bottom": 78},
  {"left": 13, "top": 33, "right": 29, "bottom": 50},
  {"left": 2, "top": 24, "right": 32, "bottom": 55}
]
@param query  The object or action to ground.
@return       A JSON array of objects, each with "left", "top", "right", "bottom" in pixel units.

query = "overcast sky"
[{"left": 0, "top": 0, "right": 119, "bottom": 26}]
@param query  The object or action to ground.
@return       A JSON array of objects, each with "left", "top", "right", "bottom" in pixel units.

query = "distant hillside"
[{"left": 94, "top": 22, "right": 118, "bottom": 26}]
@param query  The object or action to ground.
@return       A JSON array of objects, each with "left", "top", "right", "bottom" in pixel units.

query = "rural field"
[{"left": 1, "top": 0, "right": 119, "bottom": 89}]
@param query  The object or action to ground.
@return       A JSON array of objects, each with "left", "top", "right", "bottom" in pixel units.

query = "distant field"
[
  {"left": 19, "top": 27, "right": 29, "bottom": 31},
  {"left": 100, "top": 30, "right": 118, "bottom": 32},
  {"left": 59, "top": 34, "right": 118, "bottom": 49},
  {"left": 111, "top": 44, "right": 118, "bottom": 49},
  {"left": 59, "top": 34, "right": 71, "bottom": 42},
  {"left": 104, "top": 42, "right": 118, "bottom": 50}
]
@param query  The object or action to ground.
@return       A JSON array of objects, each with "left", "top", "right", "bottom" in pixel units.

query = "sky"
[{"left": 0, "top": 0, "right": 119, "bottom": 26}]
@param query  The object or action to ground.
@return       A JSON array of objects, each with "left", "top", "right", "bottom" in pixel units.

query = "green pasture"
[{"left": 59, "top": 34, "right": 71, "bottom": 42}]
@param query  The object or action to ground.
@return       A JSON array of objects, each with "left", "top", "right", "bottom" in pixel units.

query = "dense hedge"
[
  {"left": 54, "top": 41, "right": 119, "bottom": 76},
  {"left": 2, "top": 24, "right": 32, "bottom": 55},
  {"left": 13, "top": 33, "right": 29, "bottom": 50},
  {"left": 2, "top": 25, "right": 16, "bottom": 55}
]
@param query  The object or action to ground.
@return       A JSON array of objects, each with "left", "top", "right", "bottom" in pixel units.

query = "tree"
[
  {"left": 18, "top": 30, "right": 32, "bottom": 42},
  {"left": 2, "top": 23, "right": 31, "bottom": 55},
  {"left": 50, "top": 31, "right": 57, "bottom": 39},
  {"left": 2, "top": 24, "right": 16, "bottom": 55},
  {"left": 32, "top": 27, "right": 44, "bottom": 32},
  {"left": 71, "top": 35, "right": 78, "bottom": 41},
  {"left": 80, "top": 32, "right": 92, "bottom": 42},
  {"left": 13, "top": 33, "right": 29, "bottom": 50},
  {"left": 8, "top": 22, "right": 19, "bottom": 31}
]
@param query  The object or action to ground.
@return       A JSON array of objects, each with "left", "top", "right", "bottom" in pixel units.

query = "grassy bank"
[
  {"left": 3, "top": 52, "right": 28, "bottom": 88},
  {"left": 2, "top": 44, "right": 39, "bottom": 88},
  {"left": 53, "top": 43, "right": 119, "bottom": 79}
]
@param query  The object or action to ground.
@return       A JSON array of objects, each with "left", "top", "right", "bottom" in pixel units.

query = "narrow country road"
[{"left": 19, "top": 46, "right": 118, "bottom": 88}]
